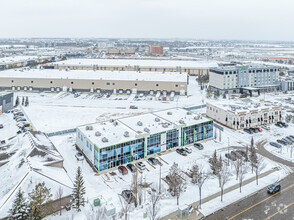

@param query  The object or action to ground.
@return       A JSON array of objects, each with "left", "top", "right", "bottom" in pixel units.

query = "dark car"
[
  {"left": 176, "top": 148, "right": 187, "bottom": 156},
  {"left": 269, "top": 142, "right": 282, "bottom": 148},
  {"left": 281, "top": 138, "right": 291, "bottom": 145},
  {"left": 225, "top": 153, "right": 237, "bottom": 161},
  {"left": 285, "top": 137, "right": 294, "bottom": 143},
  {"left": 235, "top": 150, "right": 246, "bottom": 158},
  {"left": 267, "top": 183, "right": 281, "bottom": 194},
  {"left": 289, "top": 135, "right": 294, "bottom": 140},
  {"left": 280, "top": 122, "right": 288, "bottom": 128},
  {"left": 275, "top": 123, "right": 284, "bottom": 128},
  {"left": 231, "top": 151, "right": 242, "bottom": 159},
  {"left": 194, "top": 143, "right": 204, "bottom": 150},
  {"left": 0, "top": 124, "right": 3, "bottom": 129},
  {"left": 118, "top": 166, "right": 128, "bottom": 175},
  {"left": 126, "top": 164, "right": 137, "bottom": 173},
  {"left": 244, "top": 128, "right": 253, "bottom": 134},
  {"left": 121, "top": 190, "right": 133, "bottom": 203},
  {"left": 148, "top": 157, "right": 158, "bottom": 165},
  {"left": 277, "top": 139, "right": 287, "bottom": 146},
  {"left": 249, "top": 128, "right": 258, "bottom": 133}
]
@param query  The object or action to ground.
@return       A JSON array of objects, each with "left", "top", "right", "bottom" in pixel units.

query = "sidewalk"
[{"left": 160, "top": 168, "right": 278, "bottom": 220}]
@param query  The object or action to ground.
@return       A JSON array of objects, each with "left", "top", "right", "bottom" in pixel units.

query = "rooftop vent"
[
  {"left": 144, "top": 127, "right": 150, "bottom": 133},
  {"left": 194, "top": 115, "right": 200, "bottom": 120},
  {"left": 167, "top": 112, "right": 172, "bottom": 115},
  {"left": 124, "top": 131, "right": 130, "bottom": 137},
  {"left": 162, "top": 123, "right": 169, "bottom": 128},
  {"left": 95, "top": 131, "right": 101, "bottom": 136},
  {"left": 137, "top": 121, "right": 143, "bottom": 126},
  {"left": 110, "top": 119, "right": 115, "bottom": 123},
  {"left": 113, "top": 121, "right": 118, "bottom": 126},
  {"left": 86, "top": 125, "right": 93, "bottom": 130},
  {"left": 179, "top": 119, "right": 185, "bottom": 125},
  {"left": 155, "top": 117, "right": 160, "bottom": 122},
  {"left": 187, "top": 111, "right": 192, "bottom": 115},
  {"left": 102, "top": 137, "right": 108, "bottom": 143}
]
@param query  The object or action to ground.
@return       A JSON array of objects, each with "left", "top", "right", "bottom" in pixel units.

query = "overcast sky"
[{"left": 1, "top": 0, "right": 293, "bottom": 41}]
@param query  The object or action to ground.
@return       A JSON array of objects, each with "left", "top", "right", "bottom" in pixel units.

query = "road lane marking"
[
  {"left": 228, "top": 183, "right": 294, "bottom": 220},
  {"left": 265, "top": 202, "right": 294, "bottom": 220}
]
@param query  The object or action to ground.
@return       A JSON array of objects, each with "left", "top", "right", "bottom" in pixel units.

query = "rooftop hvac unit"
[
  {"left": 179, "top": 119, "right": 185, "bottom": 124},
  {"left": 95, "top": 131, "right": 101, "bottom": 136},
  {"left": 113, "top": 121, "right": 118, "bottom": 126},
  {"left": 124, "top": 131, "right": 130, "bottom": 137},
  {"left": 167, "top": 112, "right": 172, "bottom": 115},
  {"left": 86, "top": 125, "right": 93, "bottom": 130},
  {"left": 137, "top": 121, "right": 143, "bottom": 126},
  {"left": 110, "top": 119, "right": 115, "bottom": 123},
  {"left": 194, "top": 115, "right": 200, "bottom": 120},
  {"left": 102, "top": 137, "right": 109, "bottom": 143},
  {"left": 187, "top": 111, "right": 192, "bottom": 115},
  {"left": 162, "top": 123, "right": 169, "bottom": 128},
  {"left": 144, "top": 127, "right": 150, "bottom": 133},
  {"left": 155, "top": 117, "right": 160, "bottom": 122}
]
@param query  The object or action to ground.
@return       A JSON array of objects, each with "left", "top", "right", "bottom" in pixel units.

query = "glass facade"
[
  {"left": 182, "top": 121, "right": 213, "bottom": 146},
  {"left": 166, "top": 129, "right": 179, "bottom": 149},
  {"left": 95, "top": 138, "right": 145, "bottom": 172},
  {"left": 147, "top": 134, "right": 161, "bottom": 155}
]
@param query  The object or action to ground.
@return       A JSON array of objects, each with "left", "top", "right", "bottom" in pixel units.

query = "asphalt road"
[{"left": 206, "top": 173, "right": 294, "bottom": 220}]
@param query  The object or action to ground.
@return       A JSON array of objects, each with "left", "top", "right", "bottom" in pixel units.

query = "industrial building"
[
  {"left": 0, "top": 56, "right": 55, "bottom": 70},
  {"left": 76, "top": 108, "right": 214, "bottom": 172},
  {"left": 106, "top": 48, "right": 135, "bottom": 55},
  {"left": 0, "top": 68, "right": 188, "bottom": 95},
  {"left": 0, "top": 92, "right": 14, "bottom": 112},
  {"left": 43, "top": 58, "right": 217, "bottom": 75},
  {"left": 206, "top": 100, "right": 281, "bottom": 130},
  {"left": 209, "top": 63, "right": 280, "bottom": 94},
  {"left": 149, "top": 45, "right": 164, "bottom": 56}
]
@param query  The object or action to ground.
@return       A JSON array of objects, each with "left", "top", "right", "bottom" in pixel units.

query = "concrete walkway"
[{"left": 159, "top": 168, "right": 278, "bottom": 220}]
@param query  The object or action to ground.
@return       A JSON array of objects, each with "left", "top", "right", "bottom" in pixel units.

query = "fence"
[{"left": 46, "top": 128, "right": 77, "bottom": 137}]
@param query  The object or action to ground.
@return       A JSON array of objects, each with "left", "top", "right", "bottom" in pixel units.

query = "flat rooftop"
[
  {"left": 0, "top": 56, "right": 39, "bottom": 64},
  {"left": 119, "top": 113, "right": 175, "bottom": 135},
  {"left": 54, "top": 58, "right": 219, "bottom": 68},
  {"left": 154, "top": 108, "right": 211, "bottom": 126},
  {"left": 0, "top": 68, "right": 188, "bottom": 82}
]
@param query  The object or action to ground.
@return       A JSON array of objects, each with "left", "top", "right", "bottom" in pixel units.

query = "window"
[
  {"left": 50, "top": 81, "right": 53, "bottom": 84},
  {"left": 175, "top": 84, "right": 178, "bottom": 87},
  {"left": 71, "top": 81, "right": 74, "bottom": 84},
  {"left": 135, "top": 83, "right": 137, "bottom": 86},
  {"left": 92, "top": 82, "right": 94, "bottom": 85},
  {"left": 156, "top": 84, "right": 159, "bottom": 86},
  {"left": 11, "top": 80, "right": 14, "bottom": 83},
  {"left": 31, "top": 81, "right": 33, "bottom": 83},
  {"left": 107, "top": 82, "right": 110, "bottom": 85},
  {"left": 112, "top": 83, "right": 115, "bottom": 85}
]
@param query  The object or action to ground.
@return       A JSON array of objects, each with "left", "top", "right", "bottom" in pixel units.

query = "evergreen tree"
[
  {"left": 72, "top": 166, "right": 86, "bottom": 211},
  {"left": 15, "top": 96, "right": 19, "bottom": 107},
  {"left": 25, "top": 97, "right": 29, "bottom": 107},
  {"left": 9, "top": 188, "right": 30, "bottom": 220},
  {"left": 22, "top": 97, "right": 25, "bottom": 106},
  {"left": 29, "top": 182, "right": 52, "bottom": 220}
]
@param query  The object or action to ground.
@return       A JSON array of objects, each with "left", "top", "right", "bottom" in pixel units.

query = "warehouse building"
[
  {"left": 0, "top": 56, "right": 54, "bottom": 70},
  {"left": 206, "top": 101, "right": 281, "bottom": 130},
  {"left": 0, "top": 68, "right": 188, "bottom": 95},
  {"left": 76, "top": 108, "right": 214, "bottom": 172},
  {"left": 43, "top": 58, "right": 217, "bottom": 75},
  {"left": 209, "top": 63, "right": 280, "bottom": 94}
]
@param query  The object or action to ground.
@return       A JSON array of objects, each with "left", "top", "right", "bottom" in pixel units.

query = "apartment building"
[
  {"left": 76, "top": 108, "right": 214, "bottom": 172},
  {"left": 209, "top": 64, "right": 280, "bottom": 94},
  {"left": 206, "top": 101, "right": 281, "bottom": 130},
  {"left": 149, "top": 45, "right": 163, "bottom": 56}
]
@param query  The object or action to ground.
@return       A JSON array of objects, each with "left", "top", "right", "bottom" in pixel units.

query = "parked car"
[
  {"left": 126, "top": 164, "right": 137, "bottom": 173},
  {"left": 129, "top": 105, "right": 138, "bottom": 109},
  {"left": 148, "top": 157, "right": 158, "bottom": 165},
  {"left": 194, "top": 143, "right": 204, "bottom": 150},
  {"left": 225, "top": 153, "right": 237, "bottom": 161},
  {"left": 14, "top": 115, "right": 24, "bottom": 120},
  {"left": 22, "top": 127, "right": 32, "bottom": 132},
  {"left": 285, "top": 136, "right": 294, "bottom": 143},
  {"left": 16, "top": 118, "right": 26, "bottom": 122},
  {"left": 0, "top": 124, "right": 3, "bottom": 129},
  {"left": 118, "top": 166, "right": 128, "bottom": 175},
  {"left": 244, "top": 128, "right": 253, "bottom": 134},
  {"left": 261, "top": 126, "right": 270, "bottom": 131},
  {"left": 275, "top": 123, "right": 284, "bottom": 128},
  {"left": 249, "top": 128, "right": 258, "bottom": 133},
  {"left": 176, "top": 148, "right": 187, "bottom": 156},
  {"left": 75, "top": 152, "right": 84, "bottom": 161},
  {"left": 136, "top": 161, "right": 146, "bottom": 171},
  {"left": 257, "top": 127, "right": 262, "bottom": 132},
  {"left": 235, "top": 150, "right": 247, "bottom": 158},
  {"left": 277, "top": 139, "right": 288, "bottom": 146},
  {"left": 269, "top": 142, "right": 282, "bottom": 148},
  {"left": 267, "top": 183, "right": 281, "bottom": 194},
  {"left": 287, "top": 136, "right": 294, "bottom": 142},
  {"left": 165, "top": 175, "right": 171, "bottom": 182},
  {"left": 280, "top": 122, "right": 288, "bottom": 128},
  {"left": 182, "top": 147, "right": 192, "bottom": 154},
  {"left": 281, "top": 138, "right": 291, "bottom": 145},
  {"left": 231, "top": 151, "right": 242, "bottom": 159},
  {"left": 290, "top": 135, "right": 294, "bottom": 140},
  {"left": 121, "top": 190, "right": 133, "bottom": 203}
]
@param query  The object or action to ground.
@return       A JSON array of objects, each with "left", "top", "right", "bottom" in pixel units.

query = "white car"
[
  {"left": 261, "top": 125, "right": 270, "bottom": 131},
  {"left": 136, "top": 162, "right": 146, "bottom": 171},
  {"left": 183, "top": 147, "right": 192, "bottom": 154},
  {"left": 75, "top": 152, "right": 84, "bottom": 161}
]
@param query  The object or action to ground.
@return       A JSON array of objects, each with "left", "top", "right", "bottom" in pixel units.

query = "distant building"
[
  {"left": 149, "top": 45, "right": 164, "bottom": 56},
  {"left": 76, "top": 108, "right": 213, "bottom": 172},
  {"left": 209, "top": 63, "right": 280, "bottom": 94},
  {"left": 206, "top": 101, "right": 281, "bottom": 130},
  {"left": 107, "top": 48, "right": 135, "bottom": 55}
]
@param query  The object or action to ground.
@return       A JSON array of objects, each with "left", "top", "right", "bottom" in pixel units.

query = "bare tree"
[
  {"left": 245, "top": 145, "right": 249, "bottom": 162},
  {"left": 119, "top": 194, "right": 132, "bottom": 220},
  {"left": 168, "top": 163, "right": 186, "bottom": 205},
  {"left": 232, "top": 158, "right": 242, "bottom": 180},
  {"left": 238, "top": 162, "right": 248, "bottom": 193},
  {"left": 254, "top": 155, "right": 266, "bottom": 185},
  {"left": 86, "top": 205, "right": 106, "bottom": 220},
  {"left": 147, "top": 189, "right": 161, "bottom": 220},
  {"left": 137, "top": 174, "right": 143, "bottom": 206},
  {"left": 55, "top": 187, "right": 63, "bottom": 216},
  {"left": 219, "top": 163, "right": 231, "bottom": 201},
  {"left": 131, "top": 171, "right": 138, "bottom": 208},
  {"left": 216, "top": 155, "right": 223, "bottom": 187},
  {"left": 209, "top": 150, "right": 221, "bottom": 175},
  {"left": 219, "top": 129, "right": 222, "bottom": 142}
]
